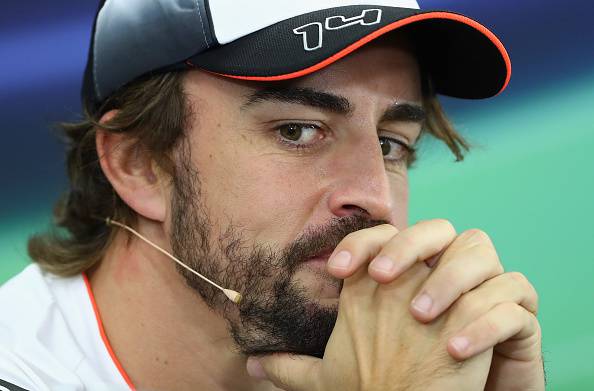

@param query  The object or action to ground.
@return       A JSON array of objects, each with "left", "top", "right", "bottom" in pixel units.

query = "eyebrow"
[
  {"left": 242, "top": 86, "right": 426, "bottom": 124},
  {"left": 380, "top": 102, "right": 426, "bottom": 124},
  {"left": 242, "top": 87, "right": 352, "bottom": 115}
]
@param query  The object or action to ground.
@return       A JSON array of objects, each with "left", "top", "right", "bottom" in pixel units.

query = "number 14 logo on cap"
[{"left": 293, "top": 9, "right": 383, "bottom": 51}]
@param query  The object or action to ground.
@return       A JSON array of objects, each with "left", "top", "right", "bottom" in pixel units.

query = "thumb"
[{"left": 247, "top": 353, "right": 322, "bottom": 391}]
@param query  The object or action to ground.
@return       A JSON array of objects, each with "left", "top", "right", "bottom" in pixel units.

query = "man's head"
[
  {"left": 29, "top": 0, "right": 510, "bottom": 358},
  {"left": 169, "top": 36, "right": 424, "bottom": 357}
]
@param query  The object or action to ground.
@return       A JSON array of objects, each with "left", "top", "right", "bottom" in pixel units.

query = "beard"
[{"left": 170, "top": 161, "right": 388, "bottom": 358}]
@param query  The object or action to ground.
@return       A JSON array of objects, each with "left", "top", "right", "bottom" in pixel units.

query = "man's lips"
[
  {"left": 302, "top": 249, "right": 343, "bottom": 297},
  {"left": 306, "top": 249, "right": 335, "bottom": 264}
]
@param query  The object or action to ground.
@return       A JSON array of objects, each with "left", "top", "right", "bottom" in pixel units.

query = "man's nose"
[{"left": 326, "top": 136, "right": 396, "bottom": 223}]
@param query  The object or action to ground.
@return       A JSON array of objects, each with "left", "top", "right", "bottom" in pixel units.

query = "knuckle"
[
  {"left": 485, "top": 253, "right": 504, "bottom": 275},
  {"left": 398, "top": 231, "right": 420, "bottom": 249},
  {"left": 532, "top": 313, "right": 543, "bottom": 338},
  {"left": 508, "top": 272, "right": 539, "bottom": 312},
  {"left": 523, "top": 306, "right": 536, "bottom": 324},
  {"left": 493, "top": 259, "right": 505, "bottom": 275},
  {"left": 508, "top": 271, "right": 529, "bottom": 286},
  {"left": 462, "top": 228, "right": 492, "bottom": 245},
  {"left": 433, "top": 218, "right": 457, "bottom": 235},
  {"left": 508, "top": 272, "right": 533, "bottom": 296},
  {"left": 484, "top": 316, "right": 500, "bottom": 335},
  {"left": 532, "top": 289, "right": 540, "bottom": 313},
  {"left": 509, "top": 301, "right": 524, "bottom": 315},
  {"left": 457, "top": 229, "right": 502, "bottom": 273},
  {"left": 478, "top": 245, "right": 503, "bottom": 274},
  {"left": 499, "top": 302, "right": 524, "bottom": 323}
]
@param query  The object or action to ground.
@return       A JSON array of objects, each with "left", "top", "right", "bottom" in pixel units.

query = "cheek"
[
  {"left": 198, "top": 149, "right": 313, "bottom": 242},
  {"left": 390, "top": 172, "right": 409, "bottom": 229}
]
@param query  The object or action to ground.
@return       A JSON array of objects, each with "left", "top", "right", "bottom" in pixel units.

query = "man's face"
[{"left": 167, "top": 36, "right": 423, "bottom": 357}]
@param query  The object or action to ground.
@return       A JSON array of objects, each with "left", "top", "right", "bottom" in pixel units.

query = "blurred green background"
[
  {"left": 411, "top": 74, "right": 594, "bottom": 389},
  {"left": 1, "top": 1, "right": 593, "bottom": 389}
]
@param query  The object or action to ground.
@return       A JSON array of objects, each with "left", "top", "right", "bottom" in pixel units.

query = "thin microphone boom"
[{"left": 103, "top": 217, "right": 242, "bottom": 304}]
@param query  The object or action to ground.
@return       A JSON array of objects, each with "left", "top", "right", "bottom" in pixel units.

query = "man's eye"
[
  {"left": 379, "top": 137, "right": 414, "bottom": 163},
  {"left": 276, "top": 123, "right": 322, "bottom": 149}
]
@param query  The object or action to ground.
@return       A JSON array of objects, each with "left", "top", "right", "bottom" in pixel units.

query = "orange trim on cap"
[
  {"left": 82, "top": 272, "right": 136, "bottom": 390},
  {"left": 206, "top": 12, "right": 512, "bottom": 96}
]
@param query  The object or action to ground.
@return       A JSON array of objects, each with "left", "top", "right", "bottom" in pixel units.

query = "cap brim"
[{"left": 187, "top": 7, "right": 511, "bottom": 99}]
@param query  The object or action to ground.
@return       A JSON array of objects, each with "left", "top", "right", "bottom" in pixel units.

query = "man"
[{"left": 0, "top": 0, "right": 544, "bottom": 390}]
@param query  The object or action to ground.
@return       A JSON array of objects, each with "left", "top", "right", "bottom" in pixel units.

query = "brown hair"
[
  {"left": 28, "top": 72, "right": 188, "bottom": 276},
  {"left": 28, "top": 70, "right": 468, "bottom": 277},
  {"left": 421, "top": 78, "right": 470, "bottom": 163}
]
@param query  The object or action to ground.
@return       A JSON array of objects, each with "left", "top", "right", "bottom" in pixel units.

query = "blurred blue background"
[{"left": 1, "top": 1, "right": 593, "bottom": 389}]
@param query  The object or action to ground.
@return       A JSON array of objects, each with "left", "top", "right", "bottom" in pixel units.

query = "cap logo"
[{"left": 293, "top": 8, "right": 383, "bottom": 51}]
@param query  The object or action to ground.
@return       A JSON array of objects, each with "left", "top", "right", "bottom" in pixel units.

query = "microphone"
[{"left": 102, "top": 217, "right": 242, "bottom": 304}]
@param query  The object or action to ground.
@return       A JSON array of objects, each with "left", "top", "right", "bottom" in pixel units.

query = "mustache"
[{"left": 282, "top": 214, "right": 391, "bottom": 271}]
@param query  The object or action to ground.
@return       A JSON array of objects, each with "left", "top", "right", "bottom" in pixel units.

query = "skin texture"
[{"left": 90, "top": 36, "right": 544, "bottom": 391}]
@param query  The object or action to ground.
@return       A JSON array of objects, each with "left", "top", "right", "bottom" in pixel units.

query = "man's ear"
[{"left": 96, "top": 110, "right": 167, "bottom": 222}]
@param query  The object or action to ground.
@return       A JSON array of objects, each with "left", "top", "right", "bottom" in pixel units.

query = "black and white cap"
[{"left": 83, "top": 0, "right": 511, "bottom": 111}]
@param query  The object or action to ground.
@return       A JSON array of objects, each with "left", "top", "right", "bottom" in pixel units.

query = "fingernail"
[
  {"left": 246, "top": 357, "right": 268, "bottom": 380},
  {"left": 328, "top": 251, "right": 352, "bottom": 270},
  {"left": 411, "top": 293, "right": 433, "bottom": 314},
  {"left": 370, "top": 256, "right": 396, "bottom": 274},
  {"left": 450, "top": 337, "right": 470, "bottom": 353}
]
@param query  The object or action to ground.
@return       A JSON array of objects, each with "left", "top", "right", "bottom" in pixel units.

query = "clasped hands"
[{"left": 247, "top": 219, "right": 545, "bottom": 391}]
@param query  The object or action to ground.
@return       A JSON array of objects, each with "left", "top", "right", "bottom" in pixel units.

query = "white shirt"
[{"left": 0, "top": 264, "right": 134, "bottom": 390}]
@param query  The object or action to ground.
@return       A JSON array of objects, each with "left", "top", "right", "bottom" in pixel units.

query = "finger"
[
  {"left": 452, "top": 271, "right": 540, "bottom": 322},
  {"left": 247, "top": 354, "right": 321, "bottom": 391},
  {"left": 409, "top": 229, "right": 504, "bottom": 323},
  {"left": 367, "top": 219, "right": 457, "bottom": 283},
  {"left": 447, "top": 302, "right": 538, "bottom": 361},
  {"left": 326, "top": 224, "right": 398, "bottom": 279}
]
